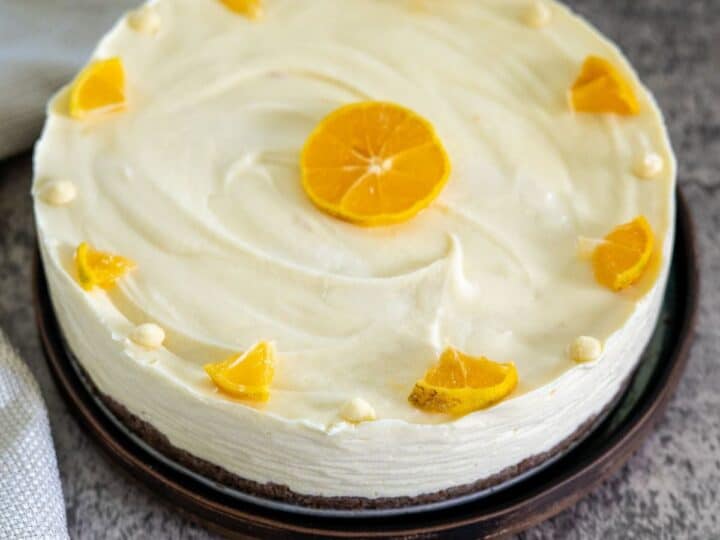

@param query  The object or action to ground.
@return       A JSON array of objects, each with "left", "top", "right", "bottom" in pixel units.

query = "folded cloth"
[
  {"left": 0, "top": 331, "right": 68, "bottom": 539},
  {"left": 0, "top": 0, "right": 138, "bottom": 159}
]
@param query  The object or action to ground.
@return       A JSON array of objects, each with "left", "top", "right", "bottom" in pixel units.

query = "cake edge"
[{"left": 70, "top": 349, "right": 630, "bottom": 511}]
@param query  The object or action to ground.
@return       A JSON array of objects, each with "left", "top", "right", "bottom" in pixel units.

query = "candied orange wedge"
[
  {"left": 220, "top": 0, "right": 263, "bottom": 19},
  {"left": 570, "top": 56, "right": 640, "bottom": 116},
  {"left": 592, "top": 216, "right": 655, "bottom": 291},
  {"left": 69, "top": 57, "right": 126, "bottom": 119},
  {"left": 300, "top": 101, "right": 451, "bottom": 227},
  {"left": 75, "top": 242, "right": 136, "bottom": 291},
  {"left": 409, "top": 348, "right": 518, "bottom": 416},
  {"left": 204, "top": 342, "right": 275, "bottom": 402}
]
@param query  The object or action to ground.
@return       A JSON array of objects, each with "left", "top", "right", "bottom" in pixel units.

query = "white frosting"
[
  {"left": 576, "top": 235, "right": 601, "bottom": 259},
  {"left": 34, "top": 0, "right": 675, "bottom": 498},
  {"left": 524, "top": 0, "right": 553, "bottom": 28}
]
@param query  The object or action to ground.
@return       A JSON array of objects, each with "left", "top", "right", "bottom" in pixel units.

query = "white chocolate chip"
[
  {"left": 130, "top": 323, "right": 166, "bottom": 349},
  {"left": 340, "top": 398, "right": 377, "bottom": 424},
  {"left": 569, "top": 336, "right": 602, "bottom": 363},
  {"left": 524, "top": 0, "right": 552, "bottom": 28},
  {"left": 634, "top": 152, "right": 664, "bottom": 180},
  {"left": 40, "top": 181, "right": 77, "bottom": 206},
  {"left": 128, "top": 6, "right": 161, "bottom": 35}
]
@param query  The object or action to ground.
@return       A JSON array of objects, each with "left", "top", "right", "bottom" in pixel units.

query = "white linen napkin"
[
  {"left": 0, "top": 331, "right": 68, "bottom": 540},
  {"left": 0, "top": 1, "right": 138, "bottom": 538}
]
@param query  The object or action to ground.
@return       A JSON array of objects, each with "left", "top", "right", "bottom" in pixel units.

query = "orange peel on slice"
[
  {"left": 75, "top": 242, "right": 135, "bottom": 291},
  {"left": 204, "top": 342, "right": 275, "bottom": 402},
  {"left": 300, "top": 101, "right": 451, "bottom": 227},
  {"left": 592, "top": 216, "right": 655, "bottom": 291},
  {"left": 570, "top": 56, "right": 640, "bottom": 116},
  {"left": 69, "top": 57, "right": 126, "bottom": 119},
  {"left": 409, "top": 348, "right": 518, "bottom": 416}
]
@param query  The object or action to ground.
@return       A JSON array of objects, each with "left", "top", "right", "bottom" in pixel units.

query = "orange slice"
[
  {"left": 220, "top": 0, "right": 263, "bottom": 19},
  {"left": 409, "top": 348, "right": 518, "bottom": 416},
  {"left": 69, "top": 58, "right": 126, "bottom": 119},
  {"left": 300, "top": 101, "right": 451, "bottom": 226},
  {"left": 592, "top": 216, "right": 655, "bottom": 291},
  {"left": 204, "top": 342, "right": 275, "bottom": 402},
  {"left": 570, "top": 56, "right": 640, "bottom": 116},
  {"left": 75, "top": 242, "right": 136, "bottom": 291}
]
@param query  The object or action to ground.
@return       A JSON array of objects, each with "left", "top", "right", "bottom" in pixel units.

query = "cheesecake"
[{"left": 33, "top": 0, "right": 676, "bottom": 506}]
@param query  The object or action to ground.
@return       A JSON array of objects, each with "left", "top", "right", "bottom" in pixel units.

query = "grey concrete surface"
[{"left": 0, "top": 0, "right": 718, "bottom": 538}]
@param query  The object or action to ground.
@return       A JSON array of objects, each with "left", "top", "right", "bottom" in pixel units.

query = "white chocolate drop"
[
  {"left": 524, "top": 0, "right": 552, "bottom": 28},
  {"left": 569, "top": 336, "right": 602, "bottom": 364},
  {"left": 40, "top": 181, "right": 77, "bottom": 206},
  {"left": 128, "top": 6, "right": 161, "bottom": 35},
  {"left": 130, "top": 323, "right": 166, "bottom": 349},
  {"left": 340, "top": 398, "right": 377, "bottom": 424},
  {"left": 634, "top": 152, "right": 664, "bottom": 179}
]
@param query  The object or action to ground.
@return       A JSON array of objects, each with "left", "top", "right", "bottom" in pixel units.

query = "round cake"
[{"left": 33, "top": 0, "right": 676, "bottom": 506}]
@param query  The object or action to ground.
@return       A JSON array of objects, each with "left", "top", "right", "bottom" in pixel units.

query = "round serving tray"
[{"left": 34, "top": 190, "right": 698, "bottom": 538}]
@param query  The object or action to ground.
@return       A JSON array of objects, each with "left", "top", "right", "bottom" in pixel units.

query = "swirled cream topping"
[{"left": 34, "top": 0, "right": 675, "bottom": 430}]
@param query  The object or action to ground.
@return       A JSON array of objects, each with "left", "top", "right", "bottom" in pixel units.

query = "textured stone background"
[{"left": 0, "top": 0, "right": 718, "bottom": 538}]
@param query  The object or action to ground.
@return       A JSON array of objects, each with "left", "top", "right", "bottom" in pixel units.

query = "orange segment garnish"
[
  {"left": 69, "top": 58, "right": 126, "bottom": 119},
  {"left": 204, "top": 342, "right": 275, "bottom": 402},
  {"left": 592, "top": 216, "right": 655, "bottom": 291},
  {"left": 570, "top": 56, "right": 640, "bottom": 116},
  {"left": 75, "top": 242, "right": 135, "bottom": 291},
  {"left": 300, "top": 101, "right": 451, "bottom": 227},
  {"left": 409, "top": 348, "right": 518, "bottom": 416},
  {"left": 220, "top": 0, "right": 263, "bottom": 19}
]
